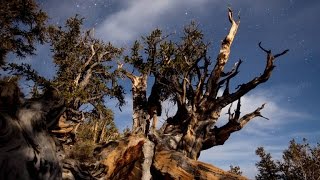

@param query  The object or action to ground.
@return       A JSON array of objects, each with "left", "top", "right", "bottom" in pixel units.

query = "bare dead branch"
[
  {"left": 222, "top": 78, "right": 230, "bottom": 96},
  {"left": 202, "top": 103, "right": 267, "bottom": 149},
  {"left": 218, "top": 59, "right": 242, "bottom": 87},
  {"left": 274, "top": 49, "right": 289, "bottom": 58},
  {"left": 258, "top": 42, "right": 271, "bottom": 53},
  {"left": 118, "top": 67, "right": 136, "bottom": 82},
  {"left": 226, "top": 98, "right": 240, "bottom": 122},
  {"left": 218, "top": 44, "right": 289, "bottom": 108},
  {"left": 227, "top": 7, "right": 233, "bottom": 23},
  {"left": 234, "top": 98, "right": 241, "bottom": 121},
  {"left": 216, "top": 59, "right": 241, "bottom": 97},
  {"left": 78, "top": 61, "right": 100, "bottom": 89},
  {"left": 86, "top": 45, "right": 96, "bottom": 66},
  {"left": 182, "top": 73, "right": 193, "bottom": 104},
  {"left": 227, "top": 102, "right": 233, "bottom": 118},
  {"left": 194, "top": 55, "right": 210, "bottom": 104},
  {"left": 205, "top": 8, "right": 240, "bottom": 99},
  {"left": 74, "top": 44, "right": 96, "bottom": 86},
  {"left": 239, "top": 103, "right": 268, "bottom": 128},
  {"left": 51, "top": 127, "right": 74, "bottom": 134},
  {"left": 97, "top": 51, "right": 110, "bottom": 62}
]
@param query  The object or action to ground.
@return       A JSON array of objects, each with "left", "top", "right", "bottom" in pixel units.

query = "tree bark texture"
[
  {"left": 0, "top": 81, "right": 65, "bottom": 180},
  {"left": 94, "top": 134, "right": 247, "bottom": 180}
]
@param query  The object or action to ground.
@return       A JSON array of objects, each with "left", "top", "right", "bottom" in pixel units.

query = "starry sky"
[{"left": 20, "top": 0, "right": 320, "bottom": 178}]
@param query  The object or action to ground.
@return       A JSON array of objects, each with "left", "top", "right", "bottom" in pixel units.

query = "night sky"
[{"left": 18, "top": 0, "right": 320, "bottom": 178}]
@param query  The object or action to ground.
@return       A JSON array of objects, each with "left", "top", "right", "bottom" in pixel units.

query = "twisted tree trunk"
[{"left": 93, "top": 134, "right": 246, "bottom": 180}]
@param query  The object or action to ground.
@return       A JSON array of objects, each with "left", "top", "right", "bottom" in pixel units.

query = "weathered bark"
[
  {"left": 93, "top": 134, "right": 151, "bottom": 179},
  {"left": 152, "top": 150, "right": 246, "bottom": 180},
  {"left": 94, "top": 134, "right": 247, "bottom": 180},
  {"left": 127, "top": 74, "right": 149, "bottom": 134},
  {"left": 206, "top": 8, "right": 240, "bottom": 98},
  {"left": 121, "top": 72, "right": 166, "bottom": 136},
  {"left": 0, "top": 80, "right": 65, "bottom": 180}
]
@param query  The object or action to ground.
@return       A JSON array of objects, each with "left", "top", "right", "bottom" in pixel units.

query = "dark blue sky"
[{"left": 20, "top": 0, "right": 320, "bottom": 178}]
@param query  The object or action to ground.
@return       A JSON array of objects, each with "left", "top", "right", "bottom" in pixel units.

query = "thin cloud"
[{"left": 96, "top": 0, "right": 211, "bottom": 44}]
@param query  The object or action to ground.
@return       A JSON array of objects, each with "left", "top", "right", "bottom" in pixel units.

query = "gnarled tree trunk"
[{"left": 94, "top": 134, "right": 246, "bottom": 180}]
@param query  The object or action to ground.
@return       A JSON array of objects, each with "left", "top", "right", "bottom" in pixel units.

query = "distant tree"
[
  {"left": 228, "top": 165, "right": 243, "bottom": 176},
  {"left": 255, "top": 147, "right": 280, "bottom": 180},
  {"left": 0, "top": 0, "right": 47, "bottom": 66},
  {"left": 255, "top": 139, "right": 320, "bottom": 180}
]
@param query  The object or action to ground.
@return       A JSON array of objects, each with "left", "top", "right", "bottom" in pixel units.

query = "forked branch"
[
  {"left": 74, "top": 44, "right": 95, "bottom": 86},
  {"left": 218, "top": 42, "right": 289, "bottom": 108},
  {"left": 239, "top": 103, "right": 269, "bottom": 128},
  {"left": 202, "top": 102, "right": 268, "bottom": 149},
  {"left": 220, "top": 59, "right": 242, "bottom": 96}
]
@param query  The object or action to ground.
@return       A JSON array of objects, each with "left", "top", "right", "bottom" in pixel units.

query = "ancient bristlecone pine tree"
[
  {"left": 119, "top": 8, "right": 288, "bottom": 157},
  {"left": 0, "top": 6, "right": 288, "bottom": 179},
  {"left": 99, "top": 8, "right": 289, "bottom": 179}
]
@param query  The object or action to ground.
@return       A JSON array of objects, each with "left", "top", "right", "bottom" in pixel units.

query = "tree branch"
[
  {"left": 78, "top": 62, "right": 97, "bottom": 89},
  {"left": 205, "top": 8, "right": 240, "bottom": 98},
  {"left": 238, "top": 103, "right": 269, "bottom": 128},
  {"left": 83, "top": 94, "right": 104, "bottom": 103},
  {"left": 226, "top": 98, "right": 241, "bottom": 122},
  {"left": 74, "top": 44, "right": 95, "bottom": 86},
  {"left": 117, "top": 62, "right": 137, "bottom": 83},
  {"left": 194, "top": 55, "right": 210, "bottom": 105},
  {"left": 202, "top": 103, "right": 267, "bottom": 150},
  {"left": 218, "top": 43, "right": 289, "bottom": 108},
  {"left": 219, "top": 59, "right": 242, "bottom": 96},
  {"left": 182, "top": 74, "right": 189, "bottom": 104},
  {"left": 76, "top": 44, "right": 110, "bottom": 89},
  {"left": 4, "top": 63, "right": 51, "bottom": 87}
]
